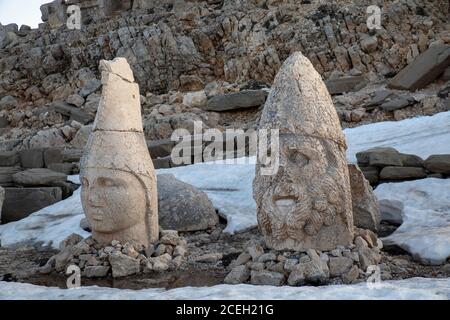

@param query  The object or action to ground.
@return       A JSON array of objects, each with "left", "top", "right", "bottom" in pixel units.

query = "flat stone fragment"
[
  {"left": 388, "top": 44, "right": 450, "bottom": 91},
  {"left": 224, "top": 265, "right": 250, "bottom": 284},
  {"left": 12, "top": 168, "right": 67, "bottom": 186},
  {"left": 109, "top": 252, "right": 140, "bottom": 278},
  {"left": 379, "top": 167, "right": 427, "bottom": 180},
  {"left": 348, "top": 165, "right": 381, "bottom": 232},
  {"left": 325, "top": 76, "right": 367, "bottom": 95},
  {"left": 253, "top": 52, "right": 354, "bottom": 252},
  {"left": 250, "top": 270, "right": 285, "bottom": 286},
  {"left": 205, "top": 90, "right": 267, "bottom": 111}
]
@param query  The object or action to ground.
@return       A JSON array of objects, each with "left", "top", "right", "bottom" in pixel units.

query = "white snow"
[
  {"left": 375, "top": 178, "right": 450, "bottom": 265},
  {"left": 345, "top": 111, "right": 450, "bottom": 163},
  {"left": 0, "top": 277, "right": 449, "bottom": 300},
  {"left": 0, "top": 112, "right": 449, "bottom": 250}
]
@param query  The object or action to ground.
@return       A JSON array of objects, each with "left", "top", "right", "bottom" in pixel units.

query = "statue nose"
[{"left": 88, "top": 191, "right": 102, "bottom": 207}]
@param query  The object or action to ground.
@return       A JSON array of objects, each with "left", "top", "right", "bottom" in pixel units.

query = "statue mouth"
[{"left": 273, "top": 195, "right": 297, "bottom": 216}]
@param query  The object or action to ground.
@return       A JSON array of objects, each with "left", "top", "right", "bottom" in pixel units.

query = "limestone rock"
[
  {"left": 12, "top": 168, "right": 67, "bottom": 186},
  {"left": 325, "top": 76, "right": 367, "bottom": 95},
  {"left": 0, "top": 151, "right": 20, "bottom": 167},
  {"left": 224, "top": 265, "right": 250, "bottom": 284},
  {"left": 424, "top": 155, "right": 450, "bottom": 174},
  {"left": 250, "top": 270, "right": 285, "bottom": 286},
  {"left": 379, "top": 167, "right": 427, "bottom": 180},
  {"left": 157, "top": 173, "right": 218, "bottom": 232},
  {"left": 206, "top": 90, "right": 267, "bottom": 111},
  {"left": 19, "top": 149, "right": 44, "bottom": 168},
  {"left": 348, "top": 165, "right": 381, "bottom": 232},
  {"left": 109, "top": 252, "right": 140, "bottom": 277},
  {"left": 328, "top": 256, "right": 354, "bottom": 277},
  {"left": 388, "top": 44, "right": 450, "bottom": 91},
  {"left": 253, "top": 52, "right": 354, "bottom": 252},
  {"left": 84, "top": 266, "right": 110, "bottom": 278},
  {"left": 80, "top": 58, "right": 158, "bottom": 248}
]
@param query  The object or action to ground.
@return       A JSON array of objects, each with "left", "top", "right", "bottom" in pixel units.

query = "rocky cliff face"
[{"left": 0, "top": 0, "right": 449, "bottom": 150}]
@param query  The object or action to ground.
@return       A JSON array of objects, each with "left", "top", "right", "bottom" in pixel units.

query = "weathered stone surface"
[
  {"left": 0, "top": 151, "right": 20, "bottom": 167},
  {"left": 359, "top": 166, "right": 379, "bottom": 185},
  {"left": 43, "top": 148, "right": 64, "bottom": 167},
  {"left": 80, "top": 58, "right": 158, "bottom": 248},
  {"left": 84, "top": 266, "right": 110, "bottom": 278},
  {"left": 206, "top": 90, "right": 267, "bottom": 111},
  {"left": 287, "top": 251, "right": 329, "bottom": 285},
  {"left": 401, "top": 154, "right": 424, "bottom": 167},
  {"left": 325, "top": 76, "right": 367, "bottom": 95},
  {"left": 357, "top": 147, "right": 403, "bottom": 168},
  {"left": 108, "top": 252, "right": 140, "bottom": 277},
  {"left": 348, "top": 165, "right": 381, "bottom": 232},
  {"left": 328, "top": 256, "right": 354, "bottom": 277},
  {"left": 51, "top": 101, "right": 93, "bottom": 124},
  {"left": 19, "top": 149, "right": 44, "bottom": 168},
  {"left": 224, "top": 265, "right": 250, "bottom": 284},
  {"left": 0, "top": 167, "right": 21, "bottom": 186},
  {"left": 388, "top": 44, "right": 450, "bottom": 91},
  {"left": 424, "top": 155, "right": 450, "bottom": 174},
  {"left": 379, "top": 166, "right": 427, "bottom": 180},
  {"left": 2, "top": 187, "right": 62, "bottom": 223},
  {"left": 254, "top": 52, "right": 354, "bottom": 252},
  {"left": 250, "top": 270, "right": 285, "bottom": 286},
  {"left": 380, "top": 96, "right": 416, "bottom": 111},
  {"left": 47, "top": 163, "right": 75, "bottom": 175},
  {"left": 12, "top": 168, "right": 67, "bottom": 186},
  {"left": 157, "top": 173, "right": 218, "bottom": 232}
]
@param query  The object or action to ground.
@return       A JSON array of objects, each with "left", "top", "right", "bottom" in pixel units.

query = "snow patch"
[
  {"left": 375, "top": 178, "right": 450, "bottom": 265},
  {"left": 0, "top": 277, "right": 449, "bottom": 300}
]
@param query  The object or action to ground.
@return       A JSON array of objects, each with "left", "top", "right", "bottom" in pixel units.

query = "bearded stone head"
[{"left": 253, "top": 52, "right": 354, "bottom": 251}]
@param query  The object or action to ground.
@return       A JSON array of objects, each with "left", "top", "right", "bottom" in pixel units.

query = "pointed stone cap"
[
  {"left": 92, "top": 58, "right": 143, "bottom": 132},
  {"left": 259, "top": 52, "right": 347, "bottom": 149}
]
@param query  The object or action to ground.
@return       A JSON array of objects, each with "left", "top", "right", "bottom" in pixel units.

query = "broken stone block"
[
  {"left": 250, "top": 270, "right": 285, "bottom": 286},
  {"left": 109, "top": 252, "right": 140, "bottom": 278},
  {"left": 348, "top": 165, "right": 381, "bottom": 232},
  {"left": 147, "top": 139, "right": 175, "bottom": 159},
  {"left": 325, "top": 76, "right": 367, "bottom": 95},
  {"left": 379, "top": 166, "right": 427, "bottom": 180},
  {"left": 12, "top": 168, "right": 67, "bottom": 187},
  {"left": 0, "top": 167, "right": 21, "bottom": 187},
  {"left": 388, "top": 44, "right": 450, "bottom": 91},
  {"left": 358, "top": 166, "right": 379, "bottom": 185},
  {"left": 206, "top": 90, "right": 267, "bottom": 111},
  {"left": 224, "top": 265, "right": 250, "bottom": 284},
  {"left": 2, "top": 187, "right": 63, "bottom": 223}
]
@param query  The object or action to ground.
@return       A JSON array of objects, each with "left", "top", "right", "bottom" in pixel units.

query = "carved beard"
[{"left": 256, "top": 169, "right": 346, "bottom": 246}]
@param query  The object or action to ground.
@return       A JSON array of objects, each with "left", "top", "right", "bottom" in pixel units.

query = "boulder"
[
  {"left": 84, "top": 266, "right": 110, "bottom": 278},
  {"left": 47, "top": 163, "right": 75, "bottom": 175},
  {"left": 379, "top": 166, "right": 427, "bottom": 180},
  {"left": 157, "top": 173, "right": 218, "bottom": 232},
  {"left": 424, "top": 155, "right": 450, "bottom": 175},
  {"left": 224, "top": 265, "right": 250, "bottom": 284},
  {"left": 70, "top": 125, "right": 92, "bottom": 149},
  {"left": 206, "top": 90, "right": 267, "bottom": 111},
  {"left": 1, "top": 187, "right": 63, "bottom": 223},
  {"left": 183, "top": 90, "right": 207, "bottom": 108},
  {"left": 359, "top": 166, "right": 379, "bottom": 185},
  {"left": 108, "top": 252, "right": 140, "bottom": 277},
  {"left": 43, "top": 148, "right": 64, "bottom": 167},
  {"left": 380, "top": 96, "right": 416, "bottom": 111},
  {"left": 356, "top": 147, "right": 402, "bottom": 168},
  {"left": 287, "top": 250, "right": 330, "bottom": 285},
  {"left": 250, "top": 270, "right": 285, "bottom": 286},
  {"left": 0, "top": 151, "right": 20, "bottom": 167},
  {"left": 12, "top": 168, "right": 67, "bottom": 186},
  {"left": 401, "top": 154, "right": 424, "bottom": 167},
  {"left": 388, "top": 44, "right": 450, "bottom": 91},
  {"left": 51, "top": 101, "right": 93, "bottom": 124},
  {"left": 348, "top": 165, "right": 381, "bottom": 232},
  {"left": 325, "top": 76, "right": 367, "bottom": 95},
  {"left": 328, "top": 256, "right": 354, "bottom": 277}
]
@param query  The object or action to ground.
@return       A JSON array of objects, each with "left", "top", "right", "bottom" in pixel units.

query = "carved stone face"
[
  {"left": 254, "top": 134, "right": 351, "bottom": 250},
  {"left": 80, "top": 168, "right": 146, "bottom": 234}
]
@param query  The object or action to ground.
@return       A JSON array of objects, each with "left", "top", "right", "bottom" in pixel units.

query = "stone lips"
[{"left": 254, "top": 52, "right": 354, "bottom": 252}]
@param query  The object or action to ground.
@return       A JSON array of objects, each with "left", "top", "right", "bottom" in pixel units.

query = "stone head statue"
[
  {"left": 253, "top": 52, "right": 354, "bottom": 252},
  {"left": 80, "top": 58, "right": 158, "bottom": 248}
]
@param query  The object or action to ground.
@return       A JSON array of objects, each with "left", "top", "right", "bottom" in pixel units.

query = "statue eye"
[
  {"left": 288, "top": 149, "right": 309, "bottom": 167},
  {"left": 98, "top": 178, "right": 118, "bottom": 187}
]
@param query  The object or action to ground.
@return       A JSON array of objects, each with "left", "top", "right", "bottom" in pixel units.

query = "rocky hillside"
[{"left": 0, "top": 0, "right": 449, "bottom": 150}]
